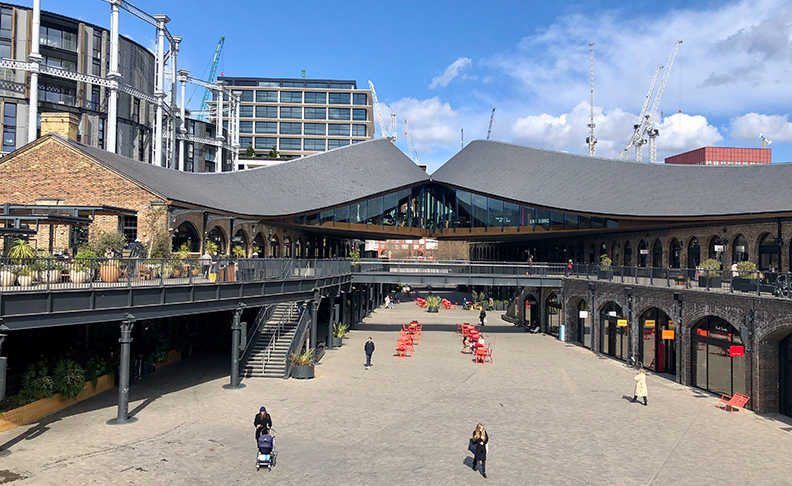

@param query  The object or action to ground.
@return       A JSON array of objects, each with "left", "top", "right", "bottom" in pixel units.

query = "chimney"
[{"left": 40, "top": 112, "right": 79, "bottom": 141}]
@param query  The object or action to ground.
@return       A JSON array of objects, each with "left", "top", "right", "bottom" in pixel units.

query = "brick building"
[{"left": 665, "top": 146, "right": 771, "bottom": 165}]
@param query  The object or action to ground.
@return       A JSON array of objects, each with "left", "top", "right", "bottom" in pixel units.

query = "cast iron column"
[
  {"left": 108, "top": 314, "right": 137, "bottom": 425},
  {"left": 309, "top": 299, "right": 319, "bottom": 350},
  {"left": 0, "top": 333, "right": 6, "bottom": 402},
  {"left": 224, "top": 303, "right": 246, "bottom": 389}
]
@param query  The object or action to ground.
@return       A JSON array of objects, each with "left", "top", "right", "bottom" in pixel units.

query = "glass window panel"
[
  {"left": 304, "top": 92, "right": 327, "bottom": 104},
  {"left": 550, "top": 211, "right": 565, "bottom": 230},
  {"left": 256, "top": 106, "right": 278, "bottom": 118},
  {"left": 334, "top": 205, "right": 349, "bottom": 223},
  {"left": 472, "top": 194, "right": 487, "bottom": 228},
  {"left": 238, "top": 90, "right": 253, "bottom": 102},
  {"left": 566, "top": 213, "right": 579, "bottom": 228},
  {"left": 708, "top": 345, "right": 732, "bottom": 396},
  {"left": 591, "top": 217, "right": 605, "bottom": 229},
  {"left": 239, "top": 121, "right": 253, "bottom": 133},
  {"left": 281, "top": 91, "right": 302, "bottom": 103},
  {"left": 239, "top": 105, "right": 254, "bottom": 117},
  {"left": 280, "top": 107, "right": 302, "bottom": 119},
  {"left": 383, "top": 192, "right": 398, "bottom": 226},
  {"left": 457, "top": 190, "right": 472, "bottom": 229},
  {"left": 352, "top": 124, "right": 367, "bottom": 137},
  {"left": 579, "top": 215, "right": 591, "bottom": 229},
  {"left": 328, "top": 108, "right": 350, "bottom": 120},
  {"left": 0, "top": 8, "right": 12, "bottom": 37},
  {"left": 607, "top": 219, "right": 619, "bottom": 228},
  {"left": 255, "top": 121, "right": 277, "bottom": 134},
  {"left": 303, "top": 123, "right": 326, "bottom": 135},
  {"left": 239, "top": 136, "right": 253, "bottom": 148},
  {"left": 366, "top": 196, "right": 382, "bottom": 225},
  {"left": 256, "top": 90, "right": 278, "bottom": 102},
  {"left": 0, "top": 39, "right": 10, "bottom": 59},
  {"left": 258, "top": 81, "right": 280, "bottom": 87},
  {"left": 329, "top": 92, "right": 351, "bottom": 104},
  {"left": 303, "top": 139, "right": 325, "bottom": 151},
  {"left": 350, "top": 201, "right": 366, "bottom": 223},
  {"left": 488, "top": 198, "right": 503, "bottom": 228},
  {"left": 353, "top": 93, "right": 368, "bottom": 105},
  {"left": 306, "top": 212, "right": 319, "bottom": 226},
  {"left": 352, "top": 108, "right": 367, "bottom": 121},
  {"left": 306, "top": 82, "right": 327, "bottom": 88},
  {"left": 279, "top": 138, "right": 302, "bottom": 150},
  {"left": 280, "top": 122, "right": 302, "bottom": 135},
  {"left": 328, "top": 124, "right": 350, "bottom": 136},
  {"left": 305, "top": 107, "right": 326, "bottom": 119},
  {"left": 282, "top": 81, "right": 304, "bottom": 88},
  {"left": 320, "top": 210, "right": 333, "bottom": 224},
  {"left": 254, "top": 137, "right": 276, "bottom": 150},
  {"left": 522, "top": 206, "right": 535, "bottom": 227},
  {"left": 328, "top": 139, "right": 350, "bottom": 149},
  {"left": 535, "top": 208, "right": 549, "bottom": 229}
]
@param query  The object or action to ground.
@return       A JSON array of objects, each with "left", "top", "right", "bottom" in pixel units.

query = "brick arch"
[
  {"left": 634, "top": 299, "right": 675, "bottom": 322},
  {"left": 683, "top": 308, "right": 742, "bottom": 331},
  {"left": 756, "top": 320, "right": 792, "bottom": 345},
  {"left": 651, "top": 237, "right": 665, "bottom": 268},
  {"left": 233, "top": 228, "right": 250, "bottom": 255},
  {"left": 597, "top": 299, "right": 626, "bottom": 314},
  {"left": 206, "top": 225, "right": 227, "bottom": 254}
]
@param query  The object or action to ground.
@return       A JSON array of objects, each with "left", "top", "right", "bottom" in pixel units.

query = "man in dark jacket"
[
  {"left": 364, "top": 337, "right": 375, "bottom": 369},
  {"left": 479, "top": 308, "right": 486, "bottom": 327},
  {"left": 254, "top": 406, "right": 272, "bottom": 439}
]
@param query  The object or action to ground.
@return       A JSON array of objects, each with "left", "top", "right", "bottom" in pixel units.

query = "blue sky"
[{"left": 26, "top": 0, "right": 792, "bottom": 171}]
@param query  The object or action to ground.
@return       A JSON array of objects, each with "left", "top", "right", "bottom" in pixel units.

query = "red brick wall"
[
  {"left": 0, "top": 136, "right": 165, "bottom": 252},
  {"left": 665, "top": 147, "right": 771, "bottom": 165}
]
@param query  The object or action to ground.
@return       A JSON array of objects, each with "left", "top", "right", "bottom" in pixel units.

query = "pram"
[{"left": 255, "top": 428, "right": 277, "bottom": 471}]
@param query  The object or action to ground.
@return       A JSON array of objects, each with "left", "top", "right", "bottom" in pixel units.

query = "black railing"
[
  {"left": 356, "top": 259, "right": 567, "bottom": 277},
  {"left": 283, "top": 309, "right": 311, "bottom": 380}
]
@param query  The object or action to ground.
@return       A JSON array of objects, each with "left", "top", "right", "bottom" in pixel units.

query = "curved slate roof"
[
  {"left": 431, "top": 140, "right": 792, "bottom": 218},
  {"left": 62, "top": 137, "right": 429, "bottom": 218}
]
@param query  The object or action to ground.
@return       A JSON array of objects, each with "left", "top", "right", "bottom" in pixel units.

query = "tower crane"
[
  {"left": 645, "top": 40, "right": 683, "bottom": 163},
  {"left": 486, "top": 108, "right": 496, "bottom": 140},
  {"left": 586, "top": 42, "right": 597, "bottom": 156},
  {"left": 367, "top": 80, "right": 396, "bottom": 142},
  {"left": 621, "top": 65, "right": 662, "bottom": 161},
  {"left": 198, "top": 37, "right": 224, "bottom": 120},
  {"left": 404, "top": 119, "right": 420, "bottom": 163}
]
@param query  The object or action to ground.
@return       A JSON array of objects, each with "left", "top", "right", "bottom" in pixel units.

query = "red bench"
[{"left": 717, "top": 393, "right": 750, "bottom": 414}]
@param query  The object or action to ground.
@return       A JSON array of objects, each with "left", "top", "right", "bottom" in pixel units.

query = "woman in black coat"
[
  {"left": 471, "top": 422, "right": 488, "bottom": 478},
  {"left": 254, "top": 406, "right": 272, "bottom": 439}
]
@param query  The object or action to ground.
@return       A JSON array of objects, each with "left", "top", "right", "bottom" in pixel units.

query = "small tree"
[
  {"left": 244, "top": 145, "right": 255, "bottom": 157},
  {"left": 267, "top": 147, "right": 280, "bottom": 159},
  {"left": 89, "top": 230, "right": 127, "bottom": 256},
  {"left": 599, "top": 254, "right": 612, "bottom": 271}
]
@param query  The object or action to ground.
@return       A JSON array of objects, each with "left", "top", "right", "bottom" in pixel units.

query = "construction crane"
[
  {"left": 486, "top": 108, "right": 496, "bottom": 140},
  {"left": 404, "top": 119, "right": 420, "bottom": 163},
  {"left": 586, "top": 42, "right": 597, "bottom": 156},
  {"left": 198, "top": 37, "right": 225, "bottom": 120},
  {"left": 621, "top": 65, "right": 662, "bottom": 161},
  {"left": 645, "top": 40, "right": 683, "bottom": 163},
  {"left": 760, "top": 133, "right": 773, "bottom": 148},
  {"left": 368, "top": 80, "right": 396, "bottom": 142}
]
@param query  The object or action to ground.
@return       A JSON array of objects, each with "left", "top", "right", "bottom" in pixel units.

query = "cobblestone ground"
[{"left": 2, "top": 298, "right": 792, "bottom": 485}]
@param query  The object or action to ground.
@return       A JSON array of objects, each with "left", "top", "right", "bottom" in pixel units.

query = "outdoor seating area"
[
  {"left": 717, "top": 393, "right": 750, "bottom": 414},
  {"left": 395, "top": 320, "right": 422, "bottom": 358},
  {"left": 457, "top": 322, "right": 492, "bottom": 364}
]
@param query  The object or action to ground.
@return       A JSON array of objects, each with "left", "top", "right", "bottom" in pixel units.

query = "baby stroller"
[{"left": 255, "top": 428, "right": 277, "bottom": 471}]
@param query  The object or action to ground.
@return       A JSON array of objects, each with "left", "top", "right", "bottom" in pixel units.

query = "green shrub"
[
  {"left": 74, "top": 249, "right": 98, "bottom": 271},
  {"left": 7, "top": 238, "right": 35, "bottom": 261},
  {"left": 736, "top": 260, "right": 758, "bottom": 279},
  {"left": 84, "top": 355, "right": 110, "bottom": 387},
  {"left": 21, "top": 363, "right": 54, "bottom": 401},
  {"left": 599, "top": 254, "right": 612, "bottom": 271},
  {"left": 289, "top": 348, "right": 314, "bottom": 366},
  {"left": 89, "top": 230, "right": 127, "bottom": 256},
  {"left": 333, "top": 322, "right": 349, "bottom": 338},
  {"left": 52, "top": 359, "right": 86, "bottom": 400},
  {"left": 426, "top": 295, "right": 442, "bottom": 310}
]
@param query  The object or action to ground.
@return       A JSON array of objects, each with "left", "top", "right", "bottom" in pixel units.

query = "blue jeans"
[{"left": 365, "top": 353, "right": 372, "bottom": 366}]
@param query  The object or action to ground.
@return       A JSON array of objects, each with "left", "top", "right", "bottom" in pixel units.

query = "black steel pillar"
[
  {"left": 309, "top": 299, "right": 319, "bottom": 350},
  {"left": 0, "top": 333, "right": 6, "bottom": 402},
  {"left": 224, "top": 303, "right": 246, "bottom": 389},
  {"left": 108, "top": 314, "right": 138, "bottom": 425}
]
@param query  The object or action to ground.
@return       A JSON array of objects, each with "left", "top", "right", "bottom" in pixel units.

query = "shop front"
[
  {"left": 546, "top": 294, "right": 561, "bottom": 337},
  {"left": 577, "top": 300, "right": 591, "bottom": 348},
  {"left": 599, "top": 302, "right": 627, "bottom": 361},
  {"left": 639, "top": 308, "right": 676, "bottom": 376},
  {"left": 691, "top": 317, "right": 746, "bottom": 397}
]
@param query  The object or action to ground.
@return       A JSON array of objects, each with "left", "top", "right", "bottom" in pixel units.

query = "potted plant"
[
  {"left": 71, "top": 249, "right": 97, "bottom": 283},
  {"left": 16, "top": 266, "right": 33, "bottom": 286},
  {"left": 332, "top": 323, "right": 349, "bottom": 347},
  {"left": 289, "top": 348, "right": 315, "bottom": 379},
  {"left": 231, "top": 245, "right": 246, "bottom": 259},
  {"left": 99, "top": 258, "right": 122, "bottom": 283},
  {"left": 7, "top": 238, "right": 36, "bottom": 263},
  {"left": 598, "top": 254, "right": 613, "bottom": 280},
  {"left": 40, "top": 255, "right": 63, "bottom": 284},
  {"left": 426, "top": 295, "right": 441, "bottom": 313},
  {"left": 0, "top": 266, "right": 15, "bottom": 287},
  {"left": 698, "top": 258, "right": 722, "bottom": 288},
  {"left": 732, "top": 260, "right": 758, "bottom": 292}
]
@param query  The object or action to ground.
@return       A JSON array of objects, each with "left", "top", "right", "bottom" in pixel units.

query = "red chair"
[
  {"left": 475, "top": 346, "right": 487, "bottom": 363},
  {"left": 485, "top": 346, "right": 493, "bottom": 363}
]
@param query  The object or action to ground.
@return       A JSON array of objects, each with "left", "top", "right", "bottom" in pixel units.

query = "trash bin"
[{"left": 559, "top": 324, "right": 565, "bottom": 342}]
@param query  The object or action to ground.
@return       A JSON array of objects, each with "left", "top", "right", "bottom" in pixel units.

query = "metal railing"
[
  {"left": 283, "top": 308, "right": 311, "bottom": 380},
  {"left": 356, "top": 259, "right": 567, "bottom": 277},
  {"left": 239, "top": 305, "right": 275, "bottom": 368},
  {"left": 262, "top": 305, "right": 295, "bottom": 373}
]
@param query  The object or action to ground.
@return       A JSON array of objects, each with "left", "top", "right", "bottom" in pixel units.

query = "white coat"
[{"left": 634, "top": 372, "right": 648, "bottom": 397}]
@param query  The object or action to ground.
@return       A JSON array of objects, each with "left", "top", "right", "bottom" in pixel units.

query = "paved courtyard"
[{"left": 1, "top": 297, "right": 792, "bottom": 485}]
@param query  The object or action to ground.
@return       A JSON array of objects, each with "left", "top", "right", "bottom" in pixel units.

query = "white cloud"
[
  {"left": 730, "top": 113, "right": 792, "bottom": 142},
  {"left": 390, "top": 97, "right": 460, "bottom": 153},
  {"left": 429, "top": 58, "right": 472, "bottom": 89},
  {"left": 654, "top": 113, "right": 723, "bottom": 157}
]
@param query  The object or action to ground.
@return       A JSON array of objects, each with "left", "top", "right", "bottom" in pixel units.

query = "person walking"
[
  {"left": 632, "top": 368, "right": 648, "bottom": 406},
  {"left": 364, "top": 337, "right": 375, "bottom": 369},
  {"left": 384, "top": 295, "right": 391, "bottom": 310},
  {"left": 470, "top": 423, "right": 489, "bottom": 478},
  {"left": 201, "top": 250, "right": 212, "bottom": 278},
  {"left": 254, "top": 406, "right": 272, "bottom": 439},
  {"left": 479, "top": 308, "right": 486, "bottom": 327}
]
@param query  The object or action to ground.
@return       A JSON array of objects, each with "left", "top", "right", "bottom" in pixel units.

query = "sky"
[{"left": 24, "top": 0, "right": 792, "bottom": 172}]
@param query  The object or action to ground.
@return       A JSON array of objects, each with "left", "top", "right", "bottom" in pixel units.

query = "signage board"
[
  {"left": 640, "top": 249, "right": 649, "bottom": 255},
  {"left": 617, "top": 319, "right": 628, "bottom": 327},
  {"left": 579, "top": 311, "right": 589, "bottom": 319},
  {"left": 730, "top": 345, "right": 744, "bottom": 357},
  {"left": 644, "top": 320, "right": 656, "bottom": 328},
  {"left": 714, "top": 245, "right": 724, "bottom": 252},
  {"left": 662, "top": 330, "right": 675, "bottom": 340}
]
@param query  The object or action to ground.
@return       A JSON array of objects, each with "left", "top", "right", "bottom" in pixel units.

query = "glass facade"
[
  {"left": 255, "top": 137, "right": 276, "bottom": 150},
  {"left": 304, "top": 123, "right": 326, "bottom": 135},
  {"left": 239, "top": 105, "right": 254, "bottom": 117},
  {"left": 329, "top": 92, "right": 351, "bottom": 104},
  {"left": 692, "top": 318, "right": 745, "bottom": 397},
  {"left": 328, "top": 124, "right": 350, "bottom": 136},
  {"left": 329, "top": 108, "right": 351, "bottom": 120},
  {"left": 280, "top": 122, "right": 301, "bottom": 135},
  {"left": 352, "top": 124, "right": 367, "bottom": 137},
  {"left": 256, "top": 91, "right": 278, "bottom": 102},
  {"left": 305, "top": 107, "right": 326, "bottom": 120},
  {"left": 353, "top": 108, "right": 367, "bottom": 121},
  {"left": 256, "top": 121, "right": 277, "bottom": 134},
  {"left": 256, "top": 106, "right": 278, "bottom": 118},
  {"left": 353, "top": 93, "right": 367, "bottom": 105},
  {"left": 281, "top": 91, "right": 302, "bottom": 103},
  {"left": 305, "top": 92, "right": 327, "bottom": 104},
  {"left": 328, "top": 139, "right": 350, "bottom": 149},
  {"left": 280, "top": 138, "right": 301, "bottom": 150},
  {"left": 280, "top": 107, "right": 302, "bottom": 119},
  {"left": 304, "top": 139, "right": 325, "bottom": 151}
]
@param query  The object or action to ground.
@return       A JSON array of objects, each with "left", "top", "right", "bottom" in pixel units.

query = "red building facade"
[{"left": 665, "top": 147, "right": 771, "bottom": 166}]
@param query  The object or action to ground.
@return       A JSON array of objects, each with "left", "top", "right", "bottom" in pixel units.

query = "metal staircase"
[{"left": 241, "top": 302, "right": 300, "bottom": 379}]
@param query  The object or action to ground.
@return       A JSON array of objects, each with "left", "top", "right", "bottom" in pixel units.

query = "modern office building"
[
  {"left": 215, "top": 77, "right": 374, "bottom": 164},
  {"left": 665, "top": 146, "right": 771, "bottom": 165}
]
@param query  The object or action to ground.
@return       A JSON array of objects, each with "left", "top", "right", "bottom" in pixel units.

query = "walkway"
[{"left": 0, "top": 300, "right": 790, "bottom": 485}]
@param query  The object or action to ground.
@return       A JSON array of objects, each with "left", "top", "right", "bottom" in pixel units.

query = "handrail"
[
  {"left": 239, "top": 304, "right": 274, "bottom": 367},
  {"left": 283, "top": 308, "right": 311, "bottom": 379},
  {"left": 262, "top": 304, "right": 293, "bottom": 373}
]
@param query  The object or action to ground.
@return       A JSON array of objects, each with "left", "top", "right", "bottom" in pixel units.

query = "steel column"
[
  {"left": 178, "top": 69, "right": 188, "bottom": 171},
  {"left": 224, "top": 303, "right": 246, "bottom": 389},
  {"left": 153, "top": 15, "right": 169, "bottom": 167},
  {"left": 215, "top": 83, "right": 225, "bottom": 172},
  {"left": 27, "top": 0, "right": 42, "bottom": 144},
  {"left": 309, "top": 299, "right": 319, "bottom": 350},
  {"left": 108, "top": 314, "right": 137, "bottom": 425},
  {"left": 0, "top": 333, "right": 6, "bottom": 402},
  {"left": 169, "top": 37, "right": 180, "bottom": 168}
]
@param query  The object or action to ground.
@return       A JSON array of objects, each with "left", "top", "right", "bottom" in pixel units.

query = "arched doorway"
[
  {"left": 172, "top": 222, "right": 200, "bottom": 252},
  {"left": 652, "top": 239, "right": 663, "bottom": 268},
  {"left": 692, "top": 317, "right": 746, "bottom": 397},
  {"left": 577, "top": 300, "right": 591, "bottom": 348},
  {"left": 253, "top": 233, "right": 265, "bottom": 257},
  {"left": 780, "top": 334, "right": 792, "bottom": 416},
  {"left": 546, "top": 294, "right": 561, "bottom": 337},
  {"left": 687, "top": 237, "right": 700, "bottom": 268},
  {"left": 524, "top": 294, "right": 539, "bottom": 332},
  {"left": 295, "top": 239, "right": 303, "bottom": 259},
  {"left": 708, "top": 236, "right": 724, "bottom": 265},
  {"left": 638, "top": 240, "right": 647, "bottom": 267},
  {"left": 623, "top": 241, "right": 632, "bottom": 266},
  {"left": 305, "top": 240, "right": 313, "bottom": 259},
  {"left": 639, "top": 308, "right": 676, "bottom": 375},
  {"left": 733, "top": 234, "right": 748, "bottom": 263},
  {"left": 284, "top": 236, "right": 292, "bottom": 258},
  {"left": 758, "top": 233, "right": 779, "bottom": 271},
  {"left": 599, "top": 302, "right": 626, "bottom": 360},
  {"left": 233, "top": 229, "right": 249, "bottom": 256},
  {"left": 611, "top": 242, "right": 620, "bottom": 267},
  {"left": 669, "top": 238, "right": 681, "bottom": 268},
  {"left": 588, "top": 244, "right": 595, "bottom": 264},
  {"left": 269, "top": 234, "right": 280, "bottom": 258},
  {"left": 207, "top": 226, "right": 227, "bottom": 254}
]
